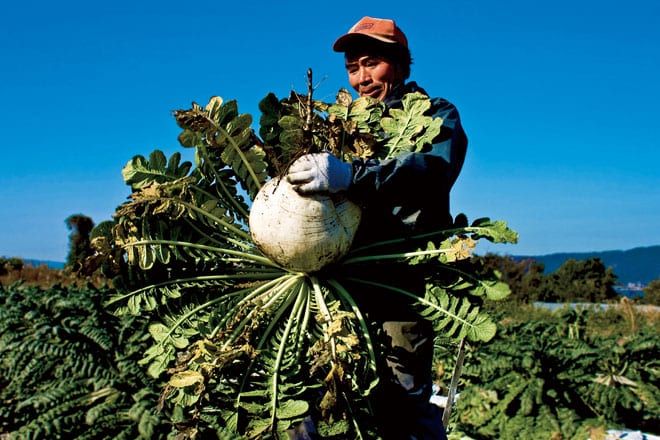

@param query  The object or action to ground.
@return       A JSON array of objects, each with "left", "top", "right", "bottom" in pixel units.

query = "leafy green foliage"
[
  {"left": 122, "top": 150, "right": 193, "bottom": 190},
  {"left": 0, "top": 283, "right": 169, "bottom": 439},
  {"left": 85, "top": 76, "right": 517, "bottom": 438},
  {"left": 444, "top": 306, "right": 660, "bottom": 439},
  {"left": 642, "top": 278, "right": 660, "bottom": 305},
  {"left": 173, "top": 96, "right": 268, "bottom": 203},
  {"left": 379, "top": 92, "right": 442, "bottom": 158}
]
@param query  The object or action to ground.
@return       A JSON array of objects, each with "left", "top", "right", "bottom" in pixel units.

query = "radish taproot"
[{"left": 248, "top": 176, "right": 361, "bottom": 273}]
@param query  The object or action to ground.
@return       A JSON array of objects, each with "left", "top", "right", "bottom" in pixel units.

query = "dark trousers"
[
  {"left": 293, "top": 264, "right": 448, "bottom": 439},
  {"left": 344, "top": 260, "right": 448, "bottom": 439},
  {"left": 369, "top": 319, "right": 448, "bottom": 440}
]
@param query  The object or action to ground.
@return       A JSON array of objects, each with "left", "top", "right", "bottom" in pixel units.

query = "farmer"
[{"left": 287, "top": 16, "right": 467, "bottom": 439}]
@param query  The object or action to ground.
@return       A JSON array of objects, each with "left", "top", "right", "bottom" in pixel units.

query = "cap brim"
[{"left": 333, "top": 33, "right": 399, "bottom": 52}]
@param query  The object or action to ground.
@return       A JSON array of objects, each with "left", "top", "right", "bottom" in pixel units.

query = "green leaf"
[
  {"left": 278, "top": 114, "right": 303, "bottom": 131},
  {"left": 207, "top": 97, "right": 238, "bottom": 127},
  {"left": 178, "top": 128, "right": 203, "bottom": 148},
  {"left": 327, "top": 94, "right": 384, "bottom": 133},
  {"left": 467, "top": 217, "right": 519, "bottom": 244},
  {"left": 148, "top": 322, "right": 170, "bottom": 343},
  {"left": 121, "top": 150, "right": 192, "bottom": 190},
  {"left": 258, "top": 92, "right": 283, "bottom": 145},
  {"left": 277, "top": 399, "right": 309, "bottom": 419},
  {"left": 380, "top": 92, "right": 442, "bottom": 158},
  {"left": 220, "top": 141, "right": 269, "bottom": 199},
  {"left": 421, "top": 286, "right": 498, "bottom": 342},
  {"left": 482, "top": 278, "right": 511, "bottom": 301},
  {"left": 140, "top": 343, "right": 175, "bottom": 378}
]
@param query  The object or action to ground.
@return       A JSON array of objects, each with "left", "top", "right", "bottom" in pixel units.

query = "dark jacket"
[
  {"left": 342, "top": 82, "right": 461, "bottom": 440},
  {"left": 348, "top": 81, "right": 468, "bottom": 246}
]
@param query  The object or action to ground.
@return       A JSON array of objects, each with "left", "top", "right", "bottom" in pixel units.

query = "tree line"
[
  {"left": 478, "top": 253, "right": 659, "bottom": 305},
  {"left": 2, "top": 213, "right": 659, "bottom": 306}
]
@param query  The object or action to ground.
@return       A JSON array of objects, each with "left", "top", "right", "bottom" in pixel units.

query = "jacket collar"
[{"left": 383, "top": 81, "right": 429, "bottom": 107}]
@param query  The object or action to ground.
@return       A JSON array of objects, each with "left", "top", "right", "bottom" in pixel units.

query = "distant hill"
[{"left": 516, "top": 245, "right": 660, "bottom": 287}]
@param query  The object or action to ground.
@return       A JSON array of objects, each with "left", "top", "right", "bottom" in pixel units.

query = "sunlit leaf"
[{"left": 169, "top": 370, "right": 204, "bottom": 388}]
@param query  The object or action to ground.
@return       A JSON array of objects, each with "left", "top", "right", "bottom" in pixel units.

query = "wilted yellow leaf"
[{"left": 169, "top": 370, "right": 204, "bottom": 388}]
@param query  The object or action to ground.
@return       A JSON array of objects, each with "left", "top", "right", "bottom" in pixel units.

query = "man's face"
[{"left": 344, "top": 53, "right": 403, "bottom": 102}]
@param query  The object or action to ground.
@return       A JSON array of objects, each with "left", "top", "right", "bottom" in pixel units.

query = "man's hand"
[{"left": 286, "top": 152, "right": 352, "bottom": 194}]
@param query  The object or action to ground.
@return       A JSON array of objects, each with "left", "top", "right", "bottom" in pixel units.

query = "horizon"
[
  {"left": 12, "top": 244, "right": 659, "bottom": 288},
  {"left": 12, "top": 243, "right": 660, "bottom": 266}
]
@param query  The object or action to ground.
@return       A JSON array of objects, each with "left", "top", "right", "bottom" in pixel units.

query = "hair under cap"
[{"left": 333, "top": 16, "right": 408, "bottom": 52}]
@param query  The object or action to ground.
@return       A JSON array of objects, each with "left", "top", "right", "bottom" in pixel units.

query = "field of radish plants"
[
  {"left": 1, "top": 283, "right": 658, "bottom": 439},
  {"left": 2, "top": 77, "right": 659, "bottom": 439}
]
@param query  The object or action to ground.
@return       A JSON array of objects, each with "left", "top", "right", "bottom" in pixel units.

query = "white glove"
[{"left": 286, "top": 152, "right": 352, "bottom": 194}]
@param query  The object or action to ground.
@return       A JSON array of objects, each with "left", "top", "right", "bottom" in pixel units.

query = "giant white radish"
[{"left": 248, "top": 176, "right": 361, "bottom": 273}]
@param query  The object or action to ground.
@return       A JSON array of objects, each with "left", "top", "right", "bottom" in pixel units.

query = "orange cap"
[{"left": 333, "top": 16, "right": 408, "bottom": 52}]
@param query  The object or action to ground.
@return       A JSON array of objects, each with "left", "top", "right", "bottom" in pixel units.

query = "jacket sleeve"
[{"left": 347, "top": 97, "right": 468, "bottom": 208}]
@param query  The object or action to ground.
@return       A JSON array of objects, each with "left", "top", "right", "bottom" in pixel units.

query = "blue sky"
[{"left": 1, "top": 0, "right": 659, "bottom": 263}]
